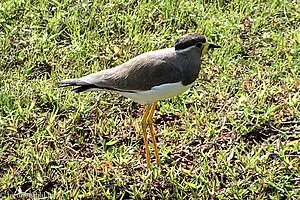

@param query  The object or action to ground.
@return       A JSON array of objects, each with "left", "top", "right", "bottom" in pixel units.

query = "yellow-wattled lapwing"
[{"left": 59, "top": 33, "right": 221, "bottom": 168}]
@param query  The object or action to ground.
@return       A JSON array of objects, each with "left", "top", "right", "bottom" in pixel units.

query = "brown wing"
[{"left": 80, "top": 49, "right": 183, "bottom": 91}]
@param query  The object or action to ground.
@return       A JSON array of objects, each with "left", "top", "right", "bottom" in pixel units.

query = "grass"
[{"left": 0, "top": 0, "right": 299, "bottom": 199}]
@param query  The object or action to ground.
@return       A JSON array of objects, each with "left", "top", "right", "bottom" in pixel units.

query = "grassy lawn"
[{"left": 1, "top": 0, "right": 299, "bottom": 199}]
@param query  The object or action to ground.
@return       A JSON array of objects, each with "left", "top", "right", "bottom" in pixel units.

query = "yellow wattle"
[{"left": 201, "top": 42, "right": 209, "bottom": 57}]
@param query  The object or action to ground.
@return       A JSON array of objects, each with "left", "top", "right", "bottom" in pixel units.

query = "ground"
[{"left": 0, "top": 0, "right": 299, "bottom": 199}]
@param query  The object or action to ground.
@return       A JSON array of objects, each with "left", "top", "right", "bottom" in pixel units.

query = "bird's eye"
[{"left": 195, "top": 42, "right": 203, "bottom": 48}]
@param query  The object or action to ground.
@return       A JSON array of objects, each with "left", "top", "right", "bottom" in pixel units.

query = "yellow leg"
[
  {"left": 141, "top": 104, "right": 151, "bottom": 168},
  {"left": 147, "top": 101, "right": 161, "bottom": 165}
]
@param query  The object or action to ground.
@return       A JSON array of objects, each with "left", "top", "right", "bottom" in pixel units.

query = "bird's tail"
[{"left": 58, "top": 78, "right": 97, "bottom": 93}]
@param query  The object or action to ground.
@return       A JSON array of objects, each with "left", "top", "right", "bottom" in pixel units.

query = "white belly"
[{"left": 117, "top": 82, "right": 193, "bottom": 104}]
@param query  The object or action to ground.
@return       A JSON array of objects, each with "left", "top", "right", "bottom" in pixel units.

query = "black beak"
[{"left": 209, "top": 43, "right": 221, "bottom": 49}]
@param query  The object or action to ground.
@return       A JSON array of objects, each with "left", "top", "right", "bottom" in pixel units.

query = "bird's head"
[{"left": 175, "top": 33, "right": 221, "bottom": 57}]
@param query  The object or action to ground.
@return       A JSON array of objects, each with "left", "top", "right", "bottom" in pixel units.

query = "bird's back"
[
  {"left": 79, "top": 47, "right": 201, "bottom": 91},
  {"left": 59, "top": 46, "right": 202, "bottom": 94}
]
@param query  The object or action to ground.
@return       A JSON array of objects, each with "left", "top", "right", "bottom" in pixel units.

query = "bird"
[{"left": 59, "top": 33, "right": 221, "bottom": 168}]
